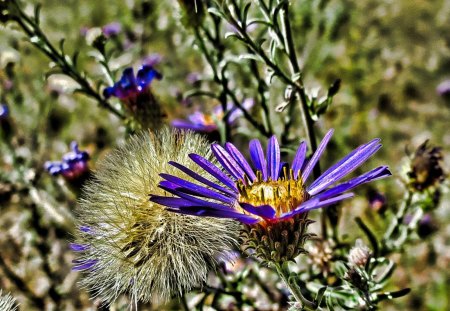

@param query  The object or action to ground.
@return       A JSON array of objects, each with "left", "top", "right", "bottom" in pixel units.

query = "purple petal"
[
  {"left": 249, "top": 139, "right": 268, "bottom": 181},
  {"left": 189, "top": 154, "right": 237, "bottom": 190},
  {"left": 159, "top": 174, "right": 236, "bottom": 205},
  {"left": 167, "top": 206, "right": 259, "bottom": 224},
  {"left": 136, "top": 65, "right": 162, "bottom": 89},
  {"left": 79, "top": 226, "right": 92, "bottom": 233},
  {"left": 267, "top": 136, "right": 281, "bottom": 181},
  {"left": 72, "top": 259, "right": 98, "bottom": 271},
  {"left": 291, "top": 141, "right": 307, "bottom": 179},
  {"left": 312, "top": 166, "right": 391, "bottom": 200},
  {"left": 239, "top": 203, "right": 276, "bottom": 219},
  {"left": 212, "top": 144, "right": 246, "bottom": 180},
  {"left": 307, "top": 138, "right": 382, "bottom": 195},
  {"left": 301, "top": 129, "right": 334, "bottom": 182},
  {"left": 119, "top": 67, "right": 136, "bottom": 91},
  {"left": 70, "top": 243, "right": 89, "bottom": 251},
  {"left": 225, "top": 143, "right": 257, "bottom": 182},
  {"left": 150, "top": 195, "right": 202, "bottom": 208},
  {"left": 158, "top": 183, "right": 233, "bottom": 211},
  {"left": 168, "top": 161, "right": 237, "bottom": 197},
  {"left": 280, "top": 192, "right": 354, "bottom": 219}
]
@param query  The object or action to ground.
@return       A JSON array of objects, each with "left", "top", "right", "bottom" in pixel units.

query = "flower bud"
[{"left": 348, "top": 239, "right": 371, "bottom": 268}]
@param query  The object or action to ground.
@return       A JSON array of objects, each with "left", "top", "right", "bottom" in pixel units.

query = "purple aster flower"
[
  {"left": 103, "top": 65, "right": 162, "bottom": 101},
  {"left": 103, "top": 65, "right": 164, "bottom": 127},
  {"left": 171, "top": 98, "right": 254, "bottom": 133},
  {"left": 44, "top": 141, "right": 89, "bottom": 180},
  {"left": 102, "top": 22, "right": 122, "bottom": 37},
  {"left": 150, "top": 129, "right": 391, "bottom": 263},
  {"left": 171, "top": 110, "right": 219, "bottom": 132}
]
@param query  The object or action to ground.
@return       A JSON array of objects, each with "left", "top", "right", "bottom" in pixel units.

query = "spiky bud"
[
  {"left": 408, "top": 140, "right": 445, "bottom": 191},
  {"left": 241, "top": 213, "right": 315, "bottom": 265},
  {"left": 72, "top": 128, "right": 239, "bottom": 305}
]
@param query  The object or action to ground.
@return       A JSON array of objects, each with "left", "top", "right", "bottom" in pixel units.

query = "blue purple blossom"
[
  {"left": 103, "top": 65, "right": 162, "bottom": 100},
  {"left": 44, "top": 141, "right": 89, "bottom": 180},
  {"left": 102, "top": 22, "right": 122, "bottom": 37},
  {"left": 151, "top": 129, "right": 391, "bottom": 225}
]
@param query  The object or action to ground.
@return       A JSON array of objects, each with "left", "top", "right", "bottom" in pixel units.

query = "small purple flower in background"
[
  {"left": 103, "top": 65, "right": 162, "bottom": 111},
  {"left": 186, "top": 72, "right": 201, "bottom": 85},
  {"left": 44, "top": 141, "right": 89, "bottom": 180},
  {"left": 102, "top": 22, "right": 122, "bottom": 38},
  {"left": 104, "top": 64, "right": 165, "bottom": 128},
  {"left": 0, "top": 104, "right": 8, "bottom": 119},
  {"left": 142, "top": 53, "right": 163, "bottom": 67},
  {"left": 367, "top": 189, "right": 387, "bottom": 213},
  {"left": 103, "top": 65, "right": 162, "bottom": 101},
  {"left": 436, "top": 80, "right": 450, "bottom": 97},
  {"left": 79, "top": 26, "right": 89, "bottom": 37},
  {"left": 404, "top": 213, "right": 438, "bottom": 239},
  {"left": 171, "top": 98, "right": 254, "bottom": 133},
  {"left": 151, "top": 129, "right": 390, "bottom": 263},
  {"left": 171, "top": 109, "right": 220, "bottom": 132}
]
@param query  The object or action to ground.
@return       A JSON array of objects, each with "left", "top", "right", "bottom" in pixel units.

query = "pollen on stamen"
[{"left": 237, "top": 168, "right": 310, "bottom": 218}]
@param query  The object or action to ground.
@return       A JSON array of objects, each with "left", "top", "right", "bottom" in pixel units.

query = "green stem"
[
  {"left": 381, "top": 191, "right": 414, "bottom": 255},
  {"left": 194, "top": 23, "right": 270, "bottom": 139},
  {"left": 12, "top": 1, "right": 125, "bottom": 119},
  {"left": 274, "top": 263, "right": 317, "bottom": 310}
]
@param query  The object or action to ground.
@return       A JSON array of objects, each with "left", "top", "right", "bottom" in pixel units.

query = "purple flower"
[
  {"left": 102, "top": 22, "right": 122, "bottom": 37},
  {"left": 103, "top": 65, "right": 162, "bottom": 101},
  {"left": 150, "top": 129, "right": 391, "bottom": 225},
  {"left": 171, "top": 98, "right": 254, "bottom": 133},
  {"left": 367, "top": 190, "right": 387, "bottom": 213},
  {"left": 436, "top": 80, "right": 450, "bottom": 97},
  {"left": 0, "top": 104, "right": 8, "bottom": 119},
  {"left": 44, "top": 141, "right": 89, "bottom": 180},
  {"left": 142, "top": 53, "right": 163, "bottom": 67}
]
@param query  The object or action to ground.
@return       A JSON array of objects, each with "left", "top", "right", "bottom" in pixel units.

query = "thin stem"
[
  {"left": 193, "top": 23, "right": 270, "bottom": 139},
  {"left": 249, "top": 56, "right": 274, "bottom": 135},
  {"left": 274, "top": 262, "right": 317, "bottom": 310},
  {"left": 12, "top": 1, "right": 125, "bottom": 119},
  {"left": 279, "top": 2, "right": 325, "bottom": 238},
  {"left": 380, "top": 191, "right": 414, "bottom": 255}
]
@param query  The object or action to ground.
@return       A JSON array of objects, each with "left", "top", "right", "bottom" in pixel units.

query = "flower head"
[
  {"left": 102, "top": 22, "right": 122, "bottom": 37},
  {"left": 348, "top": 239, "right": 371, "bottom": 267},
  {"left": 72, "top": 128, "right": 239, "bottom": 304},
  {"left": 104, "top": 65, "right": 164, "bottom": 129},
  {"left": 151, "top": 129, "right": 390, "bottom": 263},
  {"left": 171, "top": 99, "right": 254, "bottom": 133},
  {"left": 44, "top": 141, "right": 89, "bottom": 181},
  {"left": 103, "top": 65, "right": 162, "bottom": 102},
  {"left": 407, "top": 140, "right": 445, "bottom": 191}
]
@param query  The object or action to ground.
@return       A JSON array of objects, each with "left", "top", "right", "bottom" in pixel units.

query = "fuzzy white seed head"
[
  {"left": 74, "top": 128, "right": 240, "bottom": 305},
  {"left": 0, "top": 291, "right": 18, "bottom": 311}
]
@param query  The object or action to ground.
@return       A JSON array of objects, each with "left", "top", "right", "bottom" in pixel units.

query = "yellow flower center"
[{"left": 237, "top": 168, "right": 310, "bottom": 217}]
